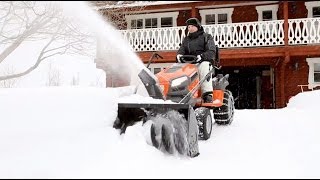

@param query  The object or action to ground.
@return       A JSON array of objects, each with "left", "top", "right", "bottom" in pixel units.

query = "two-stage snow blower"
[{"left": 113, "top": 48, "right": 235, "bottom": 157}]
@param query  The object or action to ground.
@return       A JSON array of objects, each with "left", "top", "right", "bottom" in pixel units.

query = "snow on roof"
[{"left": 95, "top": 1, "right": 202, "bottom": 10}]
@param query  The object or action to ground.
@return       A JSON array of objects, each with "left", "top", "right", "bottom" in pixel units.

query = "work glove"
[
  {"left": 196, "top": 55, "right": 202, "bottom": 63},
  {"left": 176, "top": 54, "right": 183, "bottom": 62}
]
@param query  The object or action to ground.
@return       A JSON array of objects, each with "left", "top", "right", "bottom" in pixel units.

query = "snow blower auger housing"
[{"left": 113, "top": 52, "right": 235, "bottom": 157}]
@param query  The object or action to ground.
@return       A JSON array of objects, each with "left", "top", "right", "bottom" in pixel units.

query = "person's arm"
[
  {"left": 200, "top": 34, "right": 216, "bottom": 63},
  {"left": 177, "top": 38, "right": 186, "bottom": 55},
  {"left": 176, "top": 38, "right": 186, "bottom": 62}
]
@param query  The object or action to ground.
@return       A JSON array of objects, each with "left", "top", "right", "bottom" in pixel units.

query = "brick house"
[{"left": 94, "top": 1, "right": 320, "bottom": 109}]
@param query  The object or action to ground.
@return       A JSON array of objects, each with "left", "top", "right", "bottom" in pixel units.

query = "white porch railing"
[
  {"left": 289, "top": 18, "right": 320, "bottom": 45},
  {"left": 118, "top": 17, "right": 320, "bottom": 52},
  {"left": 202, "top": 20, "right": 284, "bottom": 48}
]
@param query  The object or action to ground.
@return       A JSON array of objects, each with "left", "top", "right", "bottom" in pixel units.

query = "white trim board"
[
  {"left": 199, "top": 8, "right": 234, "bottom": 24},
  {"left": 126, "top": 12, "right": 179, "bottom": 29}
]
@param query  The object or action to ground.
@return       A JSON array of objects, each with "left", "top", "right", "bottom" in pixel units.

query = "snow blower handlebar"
[
  {"left": 179, "top": 55, "right": 199, "bottom": 64},
  {"left": 179, "top": 55, "right": 221, "bottom": 70}
]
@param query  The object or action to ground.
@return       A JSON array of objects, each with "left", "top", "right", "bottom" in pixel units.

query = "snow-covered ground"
[{"left": 0, "top": 87, "right": 319, "bottom": 179}]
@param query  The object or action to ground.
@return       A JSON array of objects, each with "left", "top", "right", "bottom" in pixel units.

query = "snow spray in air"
[{"left": 48, "top": 1, "right": 153, "bottom": 95}]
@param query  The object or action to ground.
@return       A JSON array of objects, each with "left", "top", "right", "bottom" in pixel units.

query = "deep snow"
[{"left": 0, "top": 87, "right": 319, "bottom": 178}]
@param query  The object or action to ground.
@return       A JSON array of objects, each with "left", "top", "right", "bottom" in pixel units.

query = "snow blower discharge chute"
[{"left": 113, "top": 50, "right": 235, "bottom": 157}]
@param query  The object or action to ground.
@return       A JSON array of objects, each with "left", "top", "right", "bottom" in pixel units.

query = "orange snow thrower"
[{"left": 114, "top": 52, "right": 235, "bottom": 157}]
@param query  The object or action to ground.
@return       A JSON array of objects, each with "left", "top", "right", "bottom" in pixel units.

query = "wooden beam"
[
  {"left": 221, "top": 47, "right": 286, "bottom": 59},
  {"left": 287, "top": 46, "right": 320, "bottom": 56},
  {"left": 221, "top": 52, "right": 285, "bottom": 59},
  {"left": 136, "top": 45, "right": 320, "bottom": 63},
  {"left": 280, "top": 51, "right": 290, "bottom": 107},
  {"left": 191, "top": 5, "right": 196, "bottom": 17},
  {"left": 137, "top": 51, "right": 177, "bottom": 63}
]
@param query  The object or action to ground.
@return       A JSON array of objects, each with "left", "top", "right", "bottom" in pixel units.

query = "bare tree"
[
  {"left": 91, "top": 1, "right": 148, "bottom": 30},
  {"left": 46, "top": 62, "right": 61, "bottom": 86},
  {"left": 0, "top": 66, "right": 19, "bottom": 88},
  {"left": 0, "top": 1, "right": 95, "bottom": 82},
  {"left": 70, "top": 72, "right": 80, "bottom": 86},
  {"left": 89, "top": 71, "right": 105, "bottom": 87}
]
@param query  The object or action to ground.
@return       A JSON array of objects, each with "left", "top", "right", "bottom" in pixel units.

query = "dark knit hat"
[{"left": 186, "top": 18, "right": 201, "bottom": 29}]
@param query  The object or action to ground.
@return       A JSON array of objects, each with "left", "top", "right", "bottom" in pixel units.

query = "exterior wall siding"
[
  {"left": 274, "top": 56, "right": 310, "bottom": 107},
  {"left": 177, "top": 10, "right": 192, "bottom": 26},
  {"left": 285, "top": 57, "right": 309, "bottom": 99},
  {"left": 278, "top": 1, "right": 308, "bottom": 19},
  {"left": 232, "top": 5, "right": 258, "bottom": 23}
]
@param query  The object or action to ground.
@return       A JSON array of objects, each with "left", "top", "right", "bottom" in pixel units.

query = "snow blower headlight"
[{"left": 171, "top": 76, "right": 188, "bottom": 88}]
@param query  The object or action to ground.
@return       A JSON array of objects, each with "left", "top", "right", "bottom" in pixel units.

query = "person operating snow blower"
[
  {"left": 176, "top": 17, "right": 217, "bottom": 103},
  {"left": 113, "top": 17, "right": 235, "bottom": 158}
]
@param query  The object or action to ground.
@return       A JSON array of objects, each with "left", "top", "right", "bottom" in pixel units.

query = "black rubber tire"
[
  {"left": 195, "top": 107, "right": 213, "bottom": 140},
  {"left": 213, "top": 90, "right": 235, "bottom": 125}
]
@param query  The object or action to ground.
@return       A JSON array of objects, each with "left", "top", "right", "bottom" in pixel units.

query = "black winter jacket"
[{"left": 177, "top": 27, "right": 216, "bottom": 63}]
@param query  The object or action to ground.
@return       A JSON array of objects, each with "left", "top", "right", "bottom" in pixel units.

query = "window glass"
[
  {"left": 314, "top": 63, "right": 320, "bottom": 82},
  {"left": 218, "top": 14, "right": 227, "bottom": 24},
  {"left": 145, "top": 18, "right": 157, "bottom": 28},
  {"left": 205, "top": 14, "right": 215, "bottom": 25},
  {"left": 262, "top": 10, "right": 273, "bottom": 21},
  {"left": 313, "top": 6, "right": 320, "bottom": 18},
  {"left": 161, "top": 17, "right": 173, "bottom": 27},
  {"left": 131, "top": 19, "right": 143, "bottom": 29}
]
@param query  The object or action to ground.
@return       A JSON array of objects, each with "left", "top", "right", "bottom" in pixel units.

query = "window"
[
  {"left": 218, "top": 14, "right": 228, "bottom": 24},
  {"left": 199, "top": 8, "right": 234, "bottom": 25},
  {"left": 256, "top": 5, "right": 278, "bottom": 21},
  {"left": 307, "top": 58, "right": 320, "bottom": 89},
  {"left": 131, "top": 19, "right": 143, "bottom": 29},
  {"left": 126, "top": 12, "right": 178, "bottom": 29},
  {"left": 314, "top": 63, "right": 320, "bottom": 82},
  {"left": 145, "top": 18, "right": 157, "bottom": 29},
  {"left": 161, "top": 17, "right": 173, "bottom": 27},
  {"left": 312, "top": 6, "right": 320, "bottom": 18},
  {"left": 205, "top": 14, "right": 215, "bottom": 25},
  {"left": 305, "top": 1, "right": 320, "bottom": 18},
  {"left": 262, "top": 10, "right": 273, "bottom": 21}
]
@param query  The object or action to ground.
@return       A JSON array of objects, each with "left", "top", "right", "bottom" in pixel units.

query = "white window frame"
[
  {"left": 146, "top": 63, "right": 173, "bottom": 74},
  {"left": 199, "top": 8, "right": 234, "bottom": 25},
  {"left": 306, "top": 57, "right": 320, "bottom": 89},
  {"left": 256, "top": 4, "right": 278, "bottom": 21},
  {"left": 305, "top": 1, "right": 320, "bottom": 18},
  {"left": 126, "top": 12, "right": 179, "bottom": 29}
]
